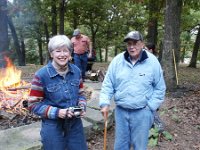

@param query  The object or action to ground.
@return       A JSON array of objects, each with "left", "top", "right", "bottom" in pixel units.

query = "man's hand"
[
  {"left": 100, "top": 106, "right": 110, "bottom": 121},
  {"left": 88, "top": 51, "right": 92, "bottom": 58}
]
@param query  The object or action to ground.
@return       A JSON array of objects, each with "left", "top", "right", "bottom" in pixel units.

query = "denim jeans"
[
  {"left": 40, "top": 118, "right": 87, "bottom": 150},
  {"left": 114, "top": 106, "right": 154, "bottom": 150},
  {"left": 73, "top": 53, "right": 88, "bottom": 80}
]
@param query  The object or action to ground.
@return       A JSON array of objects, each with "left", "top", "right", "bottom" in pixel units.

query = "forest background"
[{"left": 0, "top": 0, "right": 200, "bottom": 91}]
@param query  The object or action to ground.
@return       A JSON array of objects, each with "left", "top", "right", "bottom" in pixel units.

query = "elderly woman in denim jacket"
[{"left": 27, "top": 35, "right": 87, "bottom": 150}]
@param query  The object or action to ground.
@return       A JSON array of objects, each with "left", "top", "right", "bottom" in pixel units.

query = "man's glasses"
[{"left": 127, "top": 41, "right": 140, "bottom": 47}]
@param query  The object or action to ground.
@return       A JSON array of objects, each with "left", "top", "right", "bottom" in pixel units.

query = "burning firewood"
[
  {"left": 0, "top": 57, "right": 31, "bottom": 117},
  {"left": 0, "top": 85, "right": 31, "bottom": 92},
  {"left": 0, "top": 110, "right": 17, "bottom": 120},
  {"left": 7, "top": 85, "right": 31, "bottom": 91}
]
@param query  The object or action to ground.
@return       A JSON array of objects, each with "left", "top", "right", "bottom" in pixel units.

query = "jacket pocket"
[
  {"left": 47, "top": 84, "right": 61, "bottom": 92},
  {"left": 70, "top": 79, "right": 80, "bottom": 99},
  {"left": 46, "top": 84, "right": 63, "bottom": 101},
  {"left": 70, "top": 79, "right": 79, "bottom": 87}
]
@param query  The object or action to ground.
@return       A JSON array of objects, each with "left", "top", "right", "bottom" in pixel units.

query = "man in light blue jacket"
[{"left": 99, "top": 31, "right": 166, "bottom": 150}]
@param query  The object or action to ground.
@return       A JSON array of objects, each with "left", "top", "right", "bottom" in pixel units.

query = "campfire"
[{"left": 0, "top": 57, "right": 31, "bottom": 117}]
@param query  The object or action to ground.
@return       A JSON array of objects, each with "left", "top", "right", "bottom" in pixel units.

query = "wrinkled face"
[
  {"left": 75, "top": 33, "right": 81, "bottom": 39},
  {"left": 126, "top": 40, "right": 144, "bottom": 60},
  {"left": 50, "top": 46, "right": 71, "bottom": 67}
]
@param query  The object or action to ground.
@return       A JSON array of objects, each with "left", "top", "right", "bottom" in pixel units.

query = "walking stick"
[
  {"left": 103, "top": 112, "right": 108, "bottom": 150},
  {"left": 172, "top": 49, "right": 179, "bottom": 86}
]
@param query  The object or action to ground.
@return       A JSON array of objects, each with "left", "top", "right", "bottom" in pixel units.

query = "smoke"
[{"left": 0, "top": 55, "right": 6, "bottom": 68}]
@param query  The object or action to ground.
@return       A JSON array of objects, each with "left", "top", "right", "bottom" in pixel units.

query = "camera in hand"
[{"left": 68, "top": 106, "right": 84, "bottom": 117}]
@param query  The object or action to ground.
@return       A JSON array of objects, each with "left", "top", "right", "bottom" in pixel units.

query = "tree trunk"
[
  {"left": 37, "top": 38, "right": 43, "bottom": 65},
  {"left": 180, "top": 46, "right": 186, "bottom": 63},
  {"left": 105, "top": 45, "right": 108, "bottom": 62},
  {"left": 59, "top": 0, "right": 65, "bottom": 34},
  {"left": 72, "top": 8, "right": 79, "bottom": 29},
  {"left": 114, "top": 46, "right": 118, "bottom": 56},
  {"left": 99, "top": 48, "right": 102, "bottom": 62},
  {"left": 0, "top": 0, "right": 8, "bottom": 67},
  {"left": 104, "top": 29, "right": 110, "bottom": 62},
  {"left": 51, "top": 0, "right": 57, "bottom": 35},
  {"left": 7, "top": 17, "right": 25, "bottom": 66},
  {"left": 158, "top": 41, "right": 163, "bottom": 62},
  {"left": 90, "top": 25, "right": 98, "bottom": 51},
  {"left": 188, "top": 26, "right": 200, "bottom": 68},
  {"left": 20, "top": 35, "right": 26, "bottom": 66},
  {"left": 161, "top": 0, "right": 182, "bottom": 91},
  {"left": 146, "top": 0, "right": 159, "bottom": 45},
  {"left": 44, "top": 21, "right": 50, "bottom": 63}
]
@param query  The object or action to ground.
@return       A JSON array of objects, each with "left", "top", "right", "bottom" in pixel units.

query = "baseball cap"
[
  {"left": 124, "top": 31, "right": 143, "bottom": 42},
  {"left": 73, "top": 29, "right": 80, "bottom": 36}
]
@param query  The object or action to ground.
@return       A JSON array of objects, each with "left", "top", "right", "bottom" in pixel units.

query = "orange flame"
[
  {"left": 0, "top": 57, "right": 22, "bottom": 89},
  {"left": 0, "top": 57, "right": 30, "bottom": 111}
]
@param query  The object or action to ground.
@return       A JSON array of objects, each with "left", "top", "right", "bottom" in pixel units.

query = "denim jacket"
[
  {"left": 99, "top": 50, "right": 166, "bottom": 111},
  {"left": 28, "top": 62, "right": 86, "bottom": 119}
]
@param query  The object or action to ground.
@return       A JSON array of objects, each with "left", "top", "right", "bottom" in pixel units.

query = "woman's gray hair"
[{"left": 48, "top": 35, "right": 73, "bottom": 53}]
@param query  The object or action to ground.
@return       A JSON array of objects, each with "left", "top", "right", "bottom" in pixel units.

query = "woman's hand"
[
  {"left": 58, "top": 108, "right": 74, "bottom": 119},
  {"left": 58, "top": 109, "right": 68, "bottom": 119},
  {"left": 79, "top": 110, "right": 86, "bottom": 117}
]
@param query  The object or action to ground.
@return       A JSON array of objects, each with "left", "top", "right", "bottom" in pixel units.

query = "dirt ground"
[{"left": 88, "top": 65, "right": 200, "bottom": 150}]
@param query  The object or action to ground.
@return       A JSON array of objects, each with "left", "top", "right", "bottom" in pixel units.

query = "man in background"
[
  {"left": 71, "top": 29, "right": 92, "bottom": 81},
  {"left": 146, "top": 42, "right": 157, "bottom": 56}
]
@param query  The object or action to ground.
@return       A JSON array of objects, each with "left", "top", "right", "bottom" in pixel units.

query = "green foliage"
[
  {"left": 6, "top": 0, "right": 200, "bottom": 64},
  {"left": 148, "top": 137, "right": 158, "bottom": 147},
  {"left": 172, "top": 107, "right": 178, "bottom": 113},
  {"left": 25, "top": 39, "right": 40, "bottom": 64},
  {"left": 148, "top": 128, "right": 173, "bottom": 147},
  {"left": 162, "top": 131, "right": 173, "bottom": 141},
  {"left": 149, "top": 127, "right": 159, "bottom": 138},
  {"left": 26, "top": 50, "right": 40, "bottom": 65},
  {"left": 172, "top": 114, "right": 181, "bottom": 123},
  {"left": 170, "top": 107, "right": 182, "bottom": 123},
  {"left": 181, "top": 5, "right": 200, "bottom": 32},
  {"left": 92, "top": 123, "right": 100, "bottom": 131},
  {"left": 159, "top": 109, "right": 167, "bottom": 116},
  {"left": 148, "top": 128, "right": 159, "bottom": 147}
]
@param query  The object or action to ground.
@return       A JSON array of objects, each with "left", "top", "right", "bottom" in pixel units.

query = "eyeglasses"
[
  {"left": 127, "top": 41, "right": 140, "bottom": 47},
  {"left": 54, "top": 48, "right": 70, "bottom": 54}
]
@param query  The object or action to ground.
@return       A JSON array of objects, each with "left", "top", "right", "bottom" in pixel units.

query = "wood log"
[
  {"left": 7, "top": 85, "right": 31, "bottom": 91},
  {"left": 0, "top": 110, "right": 17, "bottom": 120}
]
